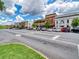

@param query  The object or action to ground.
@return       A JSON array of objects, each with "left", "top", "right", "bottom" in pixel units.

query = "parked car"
[
  {"left": 27, "top": 28, "right": 33, "bottom": 30},
  {"left": 36, "top": 27, "right": 41, "bottom": 31},
  {"left": 47, "top": 29, "right": 53, "bottom": 32},
  {"left": 33, "top": 28, "right": 36, "bottom": 30},
  {"left": 41, "top": 28, "right": 47, "bottom": 31},
  {"left": 52, "top": 28, "right": 61, "bottom": 32},
  {"left": 61, "top": 27, "right": 70, "bottom": 32},
  {"left": 71, "top": 26, "right": 79, "bottom": 33},
  {"left": 47, "top": 28, "right": 61, "bottom": 32},
  {"left": 36, "top": 26, "right": 47, "bottom": 31}
]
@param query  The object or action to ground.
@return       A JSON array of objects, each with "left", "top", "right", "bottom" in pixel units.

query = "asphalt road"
[{"left": 0, "top": 29, "right": 79, "bottom": 59}]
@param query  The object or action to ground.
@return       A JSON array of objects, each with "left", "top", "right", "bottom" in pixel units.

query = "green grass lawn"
[
  {"left": 0, "top": 44, "right": 45, "bottom": 59},
  {"left": 0, "top": 25, "right": 7, "bottom": 29}
]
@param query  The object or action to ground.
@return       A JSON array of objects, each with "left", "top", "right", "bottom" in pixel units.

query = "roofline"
[{"left": 56, "top": 12, "right": 79, "bottom": 19}]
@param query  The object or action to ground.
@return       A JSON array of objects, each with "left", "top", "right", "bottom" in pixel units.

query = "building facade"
[
  {"left": 55, "top": 12, "right": 79, "bottom": 29},
  {"left": 33, "top": 13, "right": 56, "bottom": 28},
  {"left": 28, "top": 20, "right": 34, "bottom": 28},
  {"left": 33, "top": 19, "right": 46, "bottom": 27},
  {"left": 45, "top": 13, "right": 56, "bottom": 28},
  {"left": 15, "top": 21, "right": 28, "bottom": 29}
]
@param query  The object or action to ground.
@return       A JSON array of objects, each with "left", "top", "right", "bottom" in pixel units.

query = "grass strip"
[{"left": 0, "top": 44, "right": 45, "bottom": 59}]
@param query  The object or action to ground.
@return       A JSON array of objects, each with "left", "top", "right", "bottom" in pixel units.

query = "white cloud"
[
  {"left": 0, "top": 22, "right": 14, "bottom": 25},
  {"left": 46, "top": 0, "right": 79, "bottom": 15},
  {"left": 3, "top": 0, "right": 47, "bottom": 15},
  {"left": 0, "top": 19, "right": 8, "bottom": 23},
  {"left": 63, "top": 2, "right": 79, "bottom": 13},
  {"left": 15, "top": 15, "right": 24, "bottom": 22},
  {"left": 3, "top": 0, "right": 18, "bottom": 15},
  {"left": 5, "top": 7, "right": 16, "bottom": 15},
  {"left": 19, "top": 0, "right": 47, "bottom": 15},
  {"left": 18, "top": 0, "right": 24, "bottom": 3},
  {"left": 2, "top": 0, "right": 79, "bottom": 16},
  {"left": 3, "top": 0, "right": 14, "bottom": 8},
  {"left": 0, "top": 18, "right": 15, "bottom": 25}
]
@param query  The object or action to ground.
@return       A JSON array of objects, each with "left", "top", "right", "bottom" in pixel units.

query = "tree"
[
  {"left": 0, "top": 0, "right": 5, "bottom": 11},
  {"left": 19, "top": 22, "right": 26, "bottom": 29},
  {"left": 32, "top": 24, "right": 37, "bottom": 28},
  {"left": 44, "top": 21, "right": 50, "bottom": 29},
  {"left": 71, "top": 17, "right": 79, "bottom": 27}
]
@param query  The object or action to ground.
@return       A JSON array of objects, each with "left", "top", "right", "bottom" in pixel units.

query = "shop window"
[
  {"left": 67, "top": 20, "right": 69, "bottom": 23},
  {"left": 60, "top": 20, "right": 64, "bottom": 24}
]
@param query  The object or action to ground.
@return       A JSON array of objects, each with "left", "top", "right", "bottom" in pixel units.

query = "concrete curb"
[{"left": 0, "top": 42, "right": 48, "bottom": 59}]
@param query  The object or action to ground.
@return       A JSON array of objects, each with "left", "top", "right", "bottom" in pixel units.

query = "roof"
[
  {"left": 56, "top": 11, "right": 79, "bottom": 19},
  {"left": 46, "top": 13, "right": 57, "bottom": 16}
]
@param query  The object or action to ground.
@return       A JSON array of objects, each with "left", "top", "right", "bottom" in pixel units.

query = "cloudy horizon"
[{"left": 0, "top": 0, "right": 79, "bottom": 25}]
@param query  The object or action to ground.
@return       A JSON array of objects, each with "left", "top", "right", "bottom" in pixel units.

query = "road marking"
[
  {"left": 52, "top": 35, "right": 60, "bottom": 40},
  {"left": 77, "top": 45, "right": 79, "bottom": 56},
  {"left": 15, "top": 34, "right": 21, "bottom": 37}
]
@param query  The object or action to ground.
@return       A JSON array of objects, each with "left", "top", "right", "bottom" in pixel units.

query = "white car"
[
  {"left": 41, "top": 28, "right": 47, "bottom": 31},
  {"left": 47, "top": 29, "right": 53, "bottom": 32},
  {"left": 52, "top": 28, "right": 61, "bottom": 32}
]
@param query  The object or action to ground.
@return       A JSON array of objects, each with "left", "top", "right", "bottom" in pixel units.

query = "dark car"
[
  {"left": 36, "top": 27, "right": 47, "bottom": 31},
  {"left": 36, "top": 26, "right": 47, "bottom": 31},
  {"left": 71, "top": 26, "right": 79, "bottom": 33},
  {"left": 27, "top": 28, "right": 33, "bottom": 30}
]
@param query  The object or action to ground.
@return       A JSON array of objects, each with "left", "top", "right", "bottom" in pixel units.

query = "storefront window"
[
  {"left": 60, "top": 20, "right": 64, "bottom": 24},
  {"left": 67, "top": 20, "right": 69, "bottom": 23}
]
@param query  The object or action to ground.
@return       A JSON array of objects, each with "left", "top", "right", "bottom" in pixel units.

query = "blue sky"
[{"left": 0, "top": 0, "right": 79, "bottom": 25}]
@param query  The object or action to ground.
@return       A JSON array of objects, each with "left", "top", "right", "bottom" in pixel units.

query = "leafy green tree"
[
  {"left": 71, "top": 17, "right": 79, "bottom": 27},
  {"left": 32, "top": 24, "right": 37, "bottom": 28},
  {"left": 44, "top": 21, "right": 50, "bottom": 29},
  {"left": 0, "top": 0, "right": 5, "bottom": 11}
]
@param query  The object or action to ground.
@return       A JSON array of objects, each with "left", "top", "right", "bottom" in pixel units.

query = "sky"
[{"left": 0, "top": 0, "right": 79, "bottom": 25}]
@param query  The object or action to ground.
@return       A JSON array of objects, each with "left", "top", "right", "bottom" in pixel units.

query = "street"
[{"left": 0, "top": 29, "right": 79, "bottom": 59}]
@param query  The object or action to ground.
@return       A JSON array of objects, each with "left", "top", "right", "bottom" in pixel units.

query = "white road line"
[
  {"left": 77, "top": 45, "right": 79, "bottom": 56},
  {"left": 15, "top": 34, "right": 21, "bottom": 37},
  {"left": 52, "top": 35, "right": 60, "bottom": 40}
]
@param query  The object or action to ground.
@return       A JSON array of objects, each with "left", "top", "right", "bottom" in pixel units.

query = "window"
[
  {"left": 56, "top": 21, "right": 58, "bottom": 24},
  {"left": 60, "top": 20, "right": 64, "bottom": 24},
  {"left": 67, "top": 20, "right": 69, "bottom": 23}
]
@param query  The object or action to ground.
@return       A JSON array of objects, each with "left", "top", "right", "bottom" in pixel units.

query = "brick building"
[
  {"left": 45, "top": 13, "right": 56, "bottom": 28},
  {"left": 33, "top": 13, "right": 56, "bottom": 28}
]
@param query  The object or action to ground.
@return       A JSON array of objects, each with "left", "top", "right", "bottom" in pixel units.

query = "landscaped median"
[{"left": 0, "top": 43, "right": 46, "bottom": 59}]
